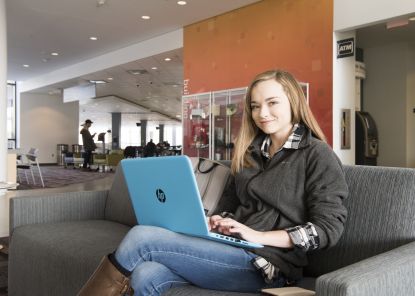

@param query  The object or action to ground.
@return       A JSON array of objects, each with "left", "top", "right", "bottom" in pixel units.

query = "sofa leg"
[{"left": 77, "top": 255, "right": 133, "bottom": 296}]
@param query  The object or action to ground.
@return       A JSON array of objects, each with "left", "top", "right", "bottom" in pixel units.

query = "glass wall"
[
  {"left": 120, "top": 113, "right": 182, "bottom": 149},
  {"left": 120, "top": 113, "right": 142, "bottom": 148}
]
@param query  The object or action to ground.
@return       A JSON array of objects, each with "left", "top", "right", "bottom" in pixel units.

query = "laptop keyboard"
[{"left": 210, "top": 232, "right": 250, "bottom": 246}]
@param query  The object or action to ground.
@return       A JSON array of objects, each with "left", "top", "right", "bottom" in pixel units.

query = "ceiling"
[
  {"left": 356, "top": 17, "right": 415, "bottom": 49},
  {"left": 7, "top": 1, "right": 414, "bottom": 125},
  {"left": 6, "top": 0, "right": 260, "bottom": 123}
]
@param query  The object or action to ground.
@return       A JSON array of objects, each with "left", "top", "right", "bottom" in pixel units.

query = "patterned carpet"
[
  {"left": 0, "top": 237, "right": 8, "bottom": 296},
  {"left": 16, "top": 165, "right": 113, "bottom": 190}
]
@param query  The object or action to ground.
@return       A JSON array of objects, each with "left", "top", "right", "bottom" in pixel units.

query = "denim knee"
[
  {"left": 115, "top": 226, "right": 171, "bottom": 271},
  {"left": 130, "top": 261, "right": 188, "bottom": 296}
]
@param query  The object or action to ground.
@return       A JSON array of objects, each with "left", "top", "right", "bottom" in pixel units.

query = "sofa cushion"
[
  {"left": 9, "top": 220, "right": 130, "bottom": 296},
  {"left": 305, "top": 165, "right": 415, "bottom": 277},
  {"left": 165, "top": 286, "right": 260, "bottom": 296}
]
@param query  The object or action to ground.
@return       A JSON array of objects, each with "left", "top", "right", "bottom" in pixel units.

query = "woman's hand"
[
  {"left": 207, "top": 216, "right": 263, "bottom": 243},
  {"left": 206, "top": 215, "right": 222, "bottom": 231},
  {"left": 207, "top": 216, "right": 294, "bottom": 248}
]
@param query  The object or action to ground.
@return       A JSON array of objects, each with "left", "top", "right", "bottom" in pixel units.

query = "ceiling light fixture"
[
  {"left": 23, "top": 64, "right": 30, "bottom": 68},
  {"left": 141, "top": 15, "right": 151, "bottom": 20},
  {"left": 51, "top": 52, "right": 59, "bottom": 56},
  {"left": 97, "top": 0, "right": 107, "bottom": 7},
  {"left": 127, "top": 69, "right": 149, "bottom": 75},
  {"left": 164, "top": 57, "right": 171, "bottom": 61},
  {"left": 89, "top": 36, "right": 98, "bottom": 41},
  {"left": 107, "top": 77, "right": 113, "bottom": 81},
  {"left": 409, "top": 16, "right": 415, "bottom": 21},
  {"left": 89, "top": 80, "right": 107, "bottom": 84},
  {"left": 177, "top": 1, "right": 187, "bottom": 5},
  {"left": 386, "top": 19, "right": 409, "bottom": 29},
  {"left": 151, "top": 67, "right": 158, "bottom": 70}
]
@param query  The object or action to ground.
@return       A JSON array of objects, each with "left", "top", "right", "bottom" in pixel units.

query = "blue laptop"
[{"left": 121, "top": 155, "right": 263, "bottom": 249}]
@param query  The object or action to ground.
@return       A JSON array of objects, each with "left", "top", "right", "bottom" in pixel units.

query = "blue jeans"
[{"left": 115, "top": 225, "right": 285, "bottom": 296}]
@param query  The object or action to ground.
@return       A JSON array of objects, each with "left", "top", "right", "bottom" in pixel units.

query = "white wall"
[
  {"left": 334, "top": 0, "right": 415, "bottom": 31},
  {"left": 0, "top": 0, "right": 6, "bottom": 182},
  {"left": 20, "top": 93, "right": 79, "bottom": 163},
  {"left": 332, "top": 31, "right": 356, "bottom": 165},
  {"left": 363, "top": 43, "right": 408, "bottom": 167}
]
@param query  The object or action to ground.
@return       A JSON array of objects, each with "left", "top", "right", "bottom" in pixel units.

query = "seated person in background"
[
  {"left": 78, "top": 69, "right": 348, "bottom": 296},
  {"left": 80, "top": 119, "right": 96, "bottom": 170},
  {"left": 144, "top": 139, "right": 157, "bottom": 157}
]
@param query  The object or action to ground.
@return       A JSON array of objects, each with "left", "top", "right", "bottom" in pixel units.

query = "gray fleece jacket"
[{"left": 220, "top": 127, "right": 348, "bottom": 280}]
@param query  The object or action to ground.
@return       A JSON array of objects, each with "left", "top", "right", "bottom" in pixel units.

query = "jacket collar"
[{"left": 249, "top": 123, "right": 312, "bottom": 158}]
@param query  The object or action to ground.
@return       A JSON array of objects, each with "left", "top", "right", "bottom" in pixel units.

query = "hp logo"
[{"left": 155, "top": 189, "right": 166, "bottom": 203}]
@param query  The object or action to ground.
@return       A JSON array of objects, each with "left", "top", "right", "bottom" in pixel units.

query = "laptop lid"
[{"left": 121, "top": 155, "right": 210, "bottom": 236}]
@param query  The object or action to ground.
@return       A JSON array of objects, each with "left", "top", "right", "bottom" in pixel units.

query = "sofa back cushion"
[
  {"left": 305, "top": 165, "right": 415, "bottom": 277},
  {"left": 104, "top": 165, "right": 137, "bottom": 226}
]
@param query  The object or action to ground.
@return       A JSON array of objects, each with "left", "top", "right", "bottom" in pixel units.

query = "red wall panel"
[{"left": 183, "top": 0, "right": 333, "bottom": 144}]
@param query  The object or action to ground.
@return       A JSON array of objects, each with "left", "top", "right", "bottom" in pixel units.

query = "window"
[
  {"left": 7, "top": 81, "right": 16, "bottom": 149},
  {"left": 120, "top": 114, "right": 141, "bottom": 148}
]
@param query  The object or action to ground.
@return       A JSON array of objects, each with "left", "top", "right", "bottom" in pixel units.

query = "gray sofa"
[{"left": 9, "top": 164, "right": 415, "bottom": 296}]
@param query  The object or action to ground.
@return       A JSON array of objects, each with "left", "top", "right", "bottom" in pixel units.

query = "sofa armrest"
[
  {"left": 9, "top": 190, "right": 109, "bottom": 235},
  {"left": 316, "top": 241, "right": 415, "bottom": 296}
]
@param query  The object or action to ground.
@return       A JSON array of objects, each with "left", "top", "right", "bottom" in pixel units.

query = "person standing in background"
[{"left": 80, "top": 119, "right": 97, "bottom": 170}]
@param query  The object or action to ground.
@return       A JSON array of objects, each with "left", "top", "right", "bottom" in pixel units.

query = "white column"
[
  {"left": 0, "top": 0, "right": 7, "bottom": 182},
  {"left": 332, "top": 30, "right": 356, "bottom": 165}
]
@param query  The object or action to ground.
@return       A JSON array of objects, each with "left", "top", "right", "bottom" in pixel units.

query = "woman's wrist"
[{"left": 258, "top": 230, "right": 294, "bottom": 248}]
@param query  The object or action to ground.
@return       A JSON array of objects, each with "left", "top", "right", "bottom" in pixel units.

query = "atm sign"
[{"left": 337, "top": 38, "right": 354, "bottom": 58}]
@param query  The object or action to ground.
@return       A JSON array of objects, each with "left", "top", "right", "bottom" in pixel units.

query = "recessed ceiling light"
[
  {"left": 177, "top": 1, "right": 187, "bottom": 5},
  {"left": 409, "top": 16, "right": 415, "bottom": 21},
  {"left": 97, "top": 0, "right": 106, "bottom": 7},
  {"left": 51, "top": 52, "right": 59, "bottom": 56},
  {"left": 23, "top": 64, "right": 30, "bottom": 68},
  {"left": 127, "top": 69, "right": 148, "bottom": 75},
  {"left": 164, "top": 58, "right": 171, "bottom": 61},
  {"left": 141, "top": 15, "right": 151, "bottom": 20},
  {"left": 176, "top": 114, "right": 181, "bottom": 118},
  {"left": 107, "top": 77, "right": 113, "bottom": 81},
  {"left": 89, "top": 80, "right": 107, "bottom": 84},
  {"left": 89, "top": 36, "right": 98, "bottom": 41},
  {"left": 151, "top": 67, "right": 158, "bottom": 70}
]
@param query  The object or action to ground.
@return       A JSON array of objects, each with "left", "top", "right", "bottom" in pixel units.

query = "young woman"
[{"left": 78, "top": 70, "right": 348, "bottom": 296}]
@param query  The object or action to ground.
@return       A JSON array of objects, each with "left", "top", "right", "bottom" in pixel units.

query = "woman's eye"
[
  {"left": 251, "top": 105, "right": 259, "bottom": 110},
  {"left": 269, "top": 101, "right": 278, "bottom": 106}
]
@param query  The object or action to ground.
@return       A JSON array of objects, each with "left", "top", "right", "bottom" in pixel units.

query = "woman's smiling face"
[{"left": 250, "top": 79, "right": 293, "bottom": 139}]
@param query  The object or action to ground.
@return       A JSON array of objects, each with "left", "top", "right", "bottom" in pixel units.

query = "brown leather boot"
[{"left": 77, "top": 255, "right": 133, "bottom": 296}]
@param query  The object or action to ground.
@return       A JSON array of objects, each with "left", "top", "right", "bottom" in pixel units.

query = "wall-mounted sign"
[{"left": 337, "top": 38, "right": 354, "bottom": 59}]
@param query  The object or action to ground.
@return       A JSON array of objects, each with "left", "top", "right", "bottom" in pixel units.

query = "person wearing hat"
[{"left": 80, "top": 119, "right": 97, "bottom": 170}]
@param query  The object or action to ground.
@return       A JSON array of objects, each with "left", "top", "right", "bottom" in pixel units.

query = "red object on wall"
[{"left": 183, "top": 0, "right": 333, "bottom": 145}]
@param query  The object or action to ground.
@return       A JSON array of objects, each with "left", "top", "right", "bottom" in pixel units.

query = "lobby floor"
[{"left": 0, "top": 173, "right": 115, "bottom": 237}]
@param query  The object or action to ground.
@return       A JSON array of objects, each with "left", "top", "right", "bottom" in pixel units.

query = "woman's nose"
[{"left": 259, "top": 106, "right": 269, "bottom": 118}]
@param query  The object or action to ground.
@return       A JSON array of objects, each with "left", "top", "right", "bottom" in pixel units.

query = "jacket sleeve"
[{"left": 304, "top": 141, "right": 348, "bottom": 250}]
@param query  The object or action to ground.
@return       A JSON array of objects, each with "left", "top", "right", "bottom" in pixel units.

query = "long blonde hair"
[{"left": 231, "top": 69, "right": 326, "bottom": 174}]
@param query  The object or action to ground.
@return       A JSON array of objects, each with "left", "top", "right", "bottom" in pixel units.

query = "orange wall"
[{"left": 183, "top": 0, "right": 333, "bottom": 144}]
